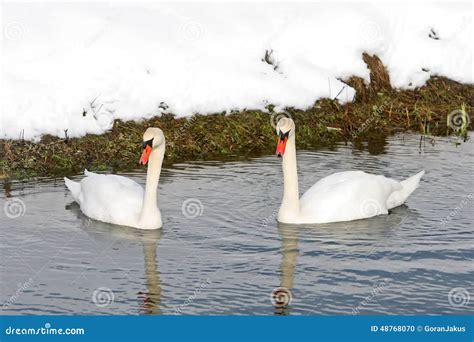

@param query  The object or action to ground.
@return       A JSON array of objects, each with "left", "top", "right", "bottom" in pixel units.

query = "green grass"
[{"left": 1, "top": 73, "right": 472, "bottom": 180}]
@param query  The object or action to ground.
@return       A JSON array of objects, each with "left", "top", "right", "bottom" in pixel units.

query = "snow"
[{"left": 1, "top": 2, "right": 472, "bottom": 140}]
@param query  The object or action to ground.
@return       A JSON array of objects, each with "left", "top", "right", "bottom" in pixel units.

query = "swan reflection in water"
[
  {"left": 275, "top": 222, "right": 299, "bottom": 315},
  {"left": 66, "top": 200, "right": 415, "bottom": 315},
  {"left": 66, "top": 202, "right": 162, "bottom": 314},
  {"left": 275, "top": 205, "right": 414, "bottom": 315}
]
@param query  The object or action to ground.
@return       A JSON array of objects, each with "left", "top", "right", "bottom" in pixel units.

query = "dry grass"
[{"left": 1, "top": 54, "right": 472, "bottom": 179}]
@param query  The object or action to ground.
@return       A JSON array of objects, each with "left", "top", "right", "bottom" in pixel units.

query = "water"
[{"left": 1, "top": 134, "right": 473, "bottom": 315}]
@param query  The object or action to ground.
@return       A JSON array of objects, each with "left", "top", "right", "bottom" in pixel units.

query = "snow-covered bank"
[{"left": 1, "top": 2, "right": 472, "bottom": 140}]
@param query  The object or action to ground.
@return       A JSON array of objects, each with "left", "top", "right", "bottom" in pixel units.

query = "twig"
[{"left": 333, "top": 86, "right": 346, "bottom": 100}]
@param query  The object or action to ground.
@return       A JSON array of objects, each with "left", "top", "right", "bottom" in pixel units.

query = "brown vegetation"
[{"left": 1, "top": 54, "right": 472, "bottom": 179}]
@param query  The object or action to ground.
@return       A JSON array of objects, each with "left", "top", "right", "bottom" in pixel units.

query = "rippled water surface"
[{"left": 1, "top": 134, "right": 473, "bottom": 315}]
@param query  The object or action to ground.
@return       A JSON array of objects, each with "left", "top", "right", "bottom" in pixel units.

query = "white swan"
[
  {"left": 275, "top": 118, "right": 424, "bottom": 224},
  {"left": 64, "top": 127, "right": 165, "bottom": 229}
]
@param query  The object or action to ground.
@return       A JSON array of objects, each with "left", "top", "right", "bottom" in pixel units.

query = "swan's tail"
[
  {"left": 64, "top": 177, "right": 82, "bottom": 204},
  {"left": 386, "top": 170, "right": 425, "bottom": 209},
  {"left": 84, "top": 169, "right": 97, "bottom": 177}
]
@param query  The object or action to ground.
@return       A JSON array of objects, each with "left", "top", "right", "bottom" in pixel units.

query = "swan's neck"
[
  {"left": 280, "top": 134, "right": 300, "bottom": 219},
  {"left": 141, "top": 144, "right": 164, "bottom": 221}
]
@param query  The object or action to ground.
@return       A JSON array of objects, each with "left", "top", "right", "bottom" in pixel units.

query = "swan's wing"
[
  {"left": 299, "top": 171, "right": 402, "bottom": 223},
  {"left": 79, "top": 174, "right": 144, "bottom": 226}
]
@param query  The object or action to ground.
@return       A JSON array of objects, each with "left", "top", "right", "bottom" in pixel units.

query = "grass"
[{"left": 1, "top": 53, "right": 472, "bottom": 179}]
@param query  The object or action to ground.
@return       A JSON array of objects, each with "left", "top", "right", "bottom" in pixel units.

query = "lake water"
[{"left": 1, "top": 133, "right": 472, "bottom": 315}]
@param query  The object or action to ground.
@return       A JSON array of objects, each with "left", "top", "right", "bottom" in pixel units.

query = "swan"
[
  {"left": 275, "top": 118, "right": 424, "bottom": 224},
  {"left": 64, "top": 127, "right": 165, "bottom": 229}
]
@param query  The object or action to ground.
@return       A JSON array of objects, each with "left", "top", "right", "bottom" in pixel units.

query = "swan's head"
[
  {"left": 275, "top": 117, "right": 295, "bottom": 157},
  {"left": 139, "top": 127, "right": 165, "bottom": 165}
]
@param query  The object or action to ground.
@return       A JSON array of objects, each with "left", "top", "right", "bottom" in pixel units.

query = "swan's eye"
[
  {"left": 142, "top": 138, "right": 154, "bottom": 149},
  {"left": 279, "top": 131, "right": 290, "bottom": 140}
]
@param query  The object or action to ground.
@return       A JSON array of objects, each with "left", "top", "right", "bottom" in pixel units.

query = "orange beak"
[
  {"left": 276, "top": 131, "right": 289, "bottom": 157},
  {"left": 139, "top": 145, "right": 152, "bottom": 165}
]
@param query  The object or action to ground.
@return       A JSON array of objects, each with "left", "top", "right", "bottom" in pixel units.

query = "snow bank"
[{"left": 1, "top": 2, "right": 472, "bottom": 140}]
